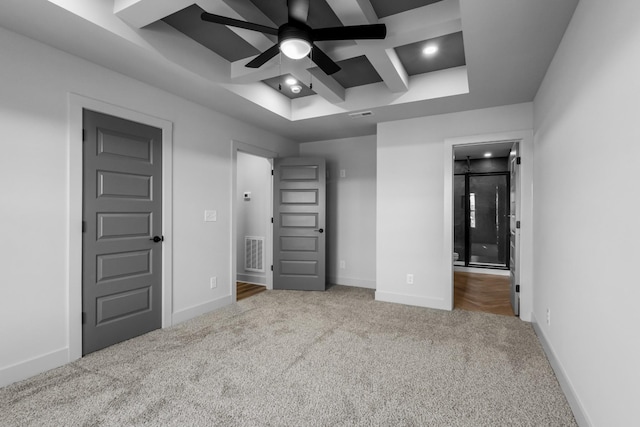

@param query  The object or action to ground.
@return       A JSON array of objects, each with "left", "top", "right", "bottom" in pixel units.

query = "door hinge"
[
  {"left": 82, "top": 129, "right": 86, "bottom": 142},
  {"left": 516, "top": 156, "right": 521, "bottom": 165},
  {"left": 82, "top": 221, "right": 86, "bottom": 233},
  {"left": 271, "top": 170, "right": 274, "bottom": 176},
  {"left": 271, "top": 265, "right": 274, "bottom": 271},
  {"left": 516, "top": 220, "right": 521, "bottom": 229},
  {"left": 515, "top": 285, "right": 520, "bottom": 293},
  {"left": 271, "top": 217, "right": 274, "bottom": 224},
  {"left": 82, "top": 312, "right": 86, "bottom": 324}
]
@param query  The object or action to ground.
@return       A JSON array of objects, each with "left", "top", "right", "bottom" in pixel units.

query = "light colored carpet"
[{"left": 1, "top": 286, "right": 576, "bottom": 426}]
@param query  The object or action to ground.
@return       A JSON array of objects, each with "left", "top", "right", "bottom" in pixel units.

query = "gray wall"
[
  {"left": 300, "top": 136, "right": 377, "bottom": 289},
  {"left": 531, "top": 0, "right": 640, "bottom": 424},
  {"left": 0, "top": 25, "right": 299, "bottom": 386}
]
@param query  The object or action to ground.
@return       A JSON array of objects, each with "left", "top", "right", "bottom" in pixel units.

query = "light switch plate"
[{"left": 204, "top": 210, "right": 217, "bottom": 222}]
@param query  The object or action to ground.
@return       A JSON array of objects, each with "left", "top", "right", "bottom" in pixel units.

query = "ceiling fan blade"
[
  {"left": 310, "top": 45, "right": 341, "bottom": 75},
  {"left": 312, "top": 24, "right": 387, "bottom": 41},
  {"left": 201, "top": 12, "right": 278, "bottom": 36},
  {"left": 246, "top": 44, "right": 281, "bottom": 68},
  {"left": 288, "top": 0, "right": 310, "bottom": 24}
]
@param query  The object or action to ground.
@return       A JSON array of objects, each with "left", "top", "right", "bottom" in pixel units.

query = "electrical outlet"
[
  {"left": 546, "top": 308, "right": 551, "bottom": 325},
  {"left": 339, "top": 260, "right": 346, "bottom": 269},
  {"left": 210, "top": 276, "right": 217, "bottom": 289},
  {"left": 340, "top": 169, "right": 346, "bottom": 178},
  {"left": 406, "top": 274, "right": 414, "bottom": 284}
]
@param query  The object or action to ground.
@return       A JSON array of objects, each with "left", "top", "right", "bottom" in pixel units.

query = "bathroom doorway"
[
  {"left": 453, "top": 145, "right": 511, "bottom": 269},
  {"left": 445, "top": 131, "right": 532, "bottom": 320},
  {"left": 452, "top": 142, "right": 515, "bottom": 316}
]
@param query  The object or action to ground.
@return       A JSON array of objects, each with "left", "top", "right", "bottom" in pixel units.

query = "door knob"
[
  {"left": 314, "top": 228, "right": 324, "bottom": 234},
  {"left": 150, "top": 235, "right": 164, "bottom": 242}
]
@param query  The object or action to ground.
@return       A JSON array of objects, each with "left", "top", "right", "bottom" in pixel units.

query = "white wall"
[
  {"left": 300, "top": 136, "right": 377, "bottom": 289},
  {"left": 0, "top": 26, "right": 298, "bottom": 386},
  {"left": 532, "top": 0, "right": 640, "bottom": 425},
  {"left": 236, "top": 152, "right": 271, "bottom": 285},
  {"left": 376, "top": 104, "right": 533, "bottom": 310}
]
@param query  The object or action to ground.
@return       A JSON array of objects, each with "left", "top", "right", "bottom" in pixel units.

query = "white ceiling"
[
  {"left": 454, "top": 142, "right": 514, "bottom": 160},
  {"left": 0, "top": 0, "right": 579, "bottom": 142}
]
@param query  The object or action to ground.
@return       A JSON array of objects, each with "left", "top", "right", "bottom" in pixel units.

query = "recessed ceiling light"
[
  {"left": 290, "top": 84, "right": 302, "bottom": 94},
  {"left": 285, "top": 77, "right": 297, "bottom": 85},
  {"left": 484, "top": 152, "right": 492, "bottom": 158},
  {"left": 423, "top": 44, "right": 438, "bottom": 56}
]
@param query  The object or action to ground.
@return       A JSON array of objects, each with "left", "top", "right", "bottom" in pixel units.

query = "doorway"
[
  {"left": 444, "top": 131, "right": 532, "bottom": 320},
  {"left": 82, "top": 110, "right": 163, "bottom": 354},
  {"left": 232, "top": 141, "right": 276, "bottom": 301},
  {"left": 235, "top": 150, "right": 272, "bottom": 300},
  {"left": 68, "top": 94, "right": 173, "bottom": 361},
  {"left": 451, "top": 141, "right": 517, "bottom": 316}
]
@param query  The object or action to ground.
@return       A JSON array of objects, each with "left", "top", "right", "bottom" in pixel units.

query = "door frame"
[
  {"left": 231, "top": 140, "right": 277, "bottom": 298},
  {"left": 68, "top": 93, "right": 173, "bottom": 361},
  {"left": 444, "top": 130, "right": 533, "bottom": 321}
]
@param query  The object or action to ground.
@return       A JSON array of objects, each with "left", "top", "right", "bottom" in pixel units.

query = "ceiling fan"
[{"left": 201, "top": 0, "right": 386, "bottom": 75}]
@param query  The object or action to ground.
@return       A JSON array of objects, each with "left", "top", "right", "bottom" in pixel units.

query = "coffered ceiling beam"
[
  {"left": 307, "top": 69, "right": 346, "bottom": 104},
  {"left": 324, "top": 0, "right": 377, "bottom": 26},
  {"left": 230, "top": 58, "right": 281, "bottom": 84},
  {"left": 380, "top": 0, "right": 462, "bottom": 46},
  {"left": 114, "top": 0, "right": 194, "bottom": 28},
  {"left": 365, "top": 46, "right": 409, "bottom": 93},
  {"left": 325, "top": 0, "right": 408, "bottom": 93}
]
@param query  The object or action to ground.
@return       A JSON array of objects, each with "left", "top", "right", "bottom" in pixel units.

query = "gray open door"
[
  {"left": 509, "top": 142, "right": 520, "bottom": 316},
  {"left": 82, "top": 110, "right": 163, "bottom": 355},
  {"left": 273, "top": 157, "right": 326, "bottom": 291}
]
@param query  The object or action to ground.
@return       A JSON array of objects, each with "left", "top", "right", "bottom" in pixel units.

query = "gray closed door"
[
  {"left": 509, "top": 142, "right": 520, "bottom": 316},
  {"left": 273, "top": 157, "right": 326, "bottom": 291},
  {"left": 82, "top": 110, "right": 163, "bottom": 355}
]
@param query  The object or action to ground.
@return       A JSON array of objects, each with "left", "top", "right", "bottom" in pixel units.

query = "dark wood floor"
[
  {"left": 454, "top": 272, "right": 514, "bottom": 316},
  {"left": 238, "top": 276, "right": 512, "bottom": 315},
  {"left": 236, "top": 282, "right": 266, "bottom": 301}
]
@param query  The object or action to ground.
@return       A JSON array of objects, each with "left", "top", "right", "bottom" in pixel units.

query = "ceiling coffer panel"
[
  {"left": 262, "top": 75, "right": 316, "bottom": 99},
  {"left": 249, "top": 0, "right": 343, "bottom": 28},
  {"left": 369, "top": 0, "right": 445, "bottom": 19},
  {"left": 331, "top": 56, "right": 383, "bottom": 89},
  {"left": 162, "top": 5, "right": 260, "bottom": 62},
  {"left": 395, "top": 31, "right": 466, "bottom": 77}
]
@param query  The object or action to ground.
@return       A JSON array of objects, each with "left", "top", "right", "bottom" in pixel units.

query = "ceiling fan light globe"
[{"left": 280, "top": 38, "right": 311, "bottom": 60}]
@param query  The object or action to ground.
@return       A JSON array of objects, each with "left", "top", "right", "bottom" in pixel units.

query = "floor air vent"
[{"left": 245, "top": 236, "right": 265, "bottom": 272}]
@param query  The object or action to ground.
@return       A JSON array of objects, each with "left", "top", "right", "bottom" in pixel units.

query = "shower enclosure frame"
[{"left": 455, "top": 171, "right": 510, "bottom": 269}]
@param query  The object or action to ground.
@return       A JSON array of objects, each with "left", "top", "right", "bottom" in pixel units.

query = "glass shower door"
[{"left": 468, "top": 174, "right": 509, "bottom": 267}]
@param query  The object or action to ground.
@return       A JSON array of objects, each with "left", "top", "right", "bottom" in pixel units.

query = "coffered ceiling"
[{"left": 0, "top": 0, "right": 579, "bottom": 142}]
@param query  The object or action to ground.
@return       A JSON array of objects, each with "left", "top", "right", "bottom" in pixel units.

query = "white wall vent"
[{"left": 245, "top": 236, "right": 265, "bottom": 272}]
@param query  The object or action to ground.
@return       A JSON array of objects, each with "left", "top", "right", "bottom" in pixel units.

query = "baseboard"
[
  {"left": 375, "top": 291, "right": 450, "bottom": 311},
  {"left": 531, "top": 314, "right": 592, "bottom": 427},
  {"left": 0, "top": 347, "right": 68, "bottom": 388},
  {"left": 454, "top": 266, "right": 510, "bottom": 276},
  {"left": 329, "top": 276, "right": 376, "bottom": 289},
  {"left": 237, "top": 273, "right": 266, "bottom": 285},
  {"left": 172, "top": 295, "right": 234, "bottom": 325}
]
